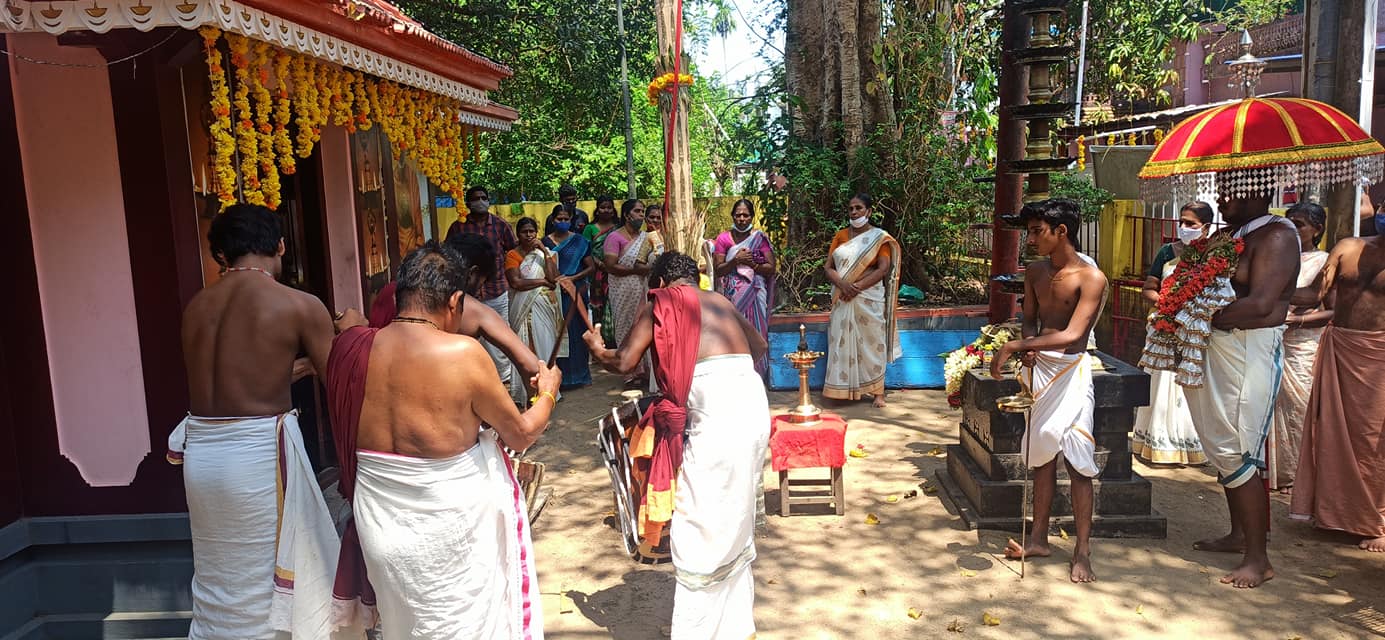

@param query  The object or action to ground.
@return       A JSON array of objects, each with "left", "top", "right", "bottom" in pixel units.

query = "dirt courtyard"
[{"left": 522, "top": 371, "right": 1385, "bottom": 639}]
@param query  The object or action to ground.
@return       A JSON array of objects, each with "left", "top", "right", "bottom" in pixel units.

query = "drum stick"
[{"left": 549, "top": 281, "right": 594, "bottom": 367}]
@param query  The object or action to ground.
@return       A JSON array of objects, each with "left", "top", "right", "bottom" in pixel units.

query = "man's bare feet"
[
  {"left": 1070, "top": 552, "right": 1097, "bottom": 583},
  {"left": 1220, "top": 559, "right": 1274, "bottom": 588},
  {"left": 872, "top": 394, "right": 886, "bottom": 408},
  {"left": 1359, "top": 535, "right": 1385, "bottom": 552},
  {"left": 1193, "top": 533, "right": 1245, "bottom": 553},
  {"left": 1003, "top": 537, "right": 1051, "bottom": 560}
]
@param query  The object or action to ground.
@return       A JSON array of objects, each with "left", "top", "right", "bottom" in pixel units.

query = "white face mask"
[
  {"left": 733, "top": 222, "right": 753, "bottom": 233},
  {"left": 467, "top": 198, "right": 489, "bottom": 215},
  {"left": 849, "top": 216, "right": 869, "bottom": 229},
  {"left": 1177, "top": 225, "right": 1204, "bottom": 244}
]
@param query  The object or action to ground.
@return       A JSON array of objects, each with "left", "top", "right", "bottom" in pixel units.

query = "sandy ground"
[{"left": 523, "top": 371, "right": 1385, "bottom": 639}]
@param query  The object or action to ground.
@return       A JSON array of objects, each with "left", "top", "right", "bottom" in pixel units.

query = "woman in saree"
[
  {"left": 603, "top": 199, "right": 652, "bottom": 388},
  {"left": 505, "top": 217, "right": 563, "bottom": 403},
  {"left": 543, "top": 206, "right": 597, "bottom": 389},
  {"left": 1270, "top": 202, "right": 1332, "bottom": 491},
  {"left": 1131, "top": 201, "right": 1212, "bottom": 466},
  {"left": 823, "top": 193, "right": 901, "bottom": 408},
  {"left": 712, "top": 198, "right": 776, "bottom": 376},
  {"left": 584, "top": 195, "right": 620, "bottom": 346}
]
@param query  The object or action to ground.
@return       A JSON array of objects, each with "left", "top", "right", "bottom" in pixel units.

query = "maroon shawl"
[
  {"left": 636, "top": 286, "right": 701, "bottom": 543},
  {"left": 325, "top": 326, "right": 378, "bottom": 625}
]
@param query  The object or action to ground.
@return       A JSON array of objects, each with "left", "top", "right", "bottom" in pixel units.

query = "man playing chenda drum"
[{"left": 586, "top": 252, "right": 770, "bottom": 639}]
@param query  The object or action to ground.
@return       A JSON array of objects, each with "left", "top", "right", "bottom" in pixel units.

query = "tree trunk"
[{"left": 655, "top": 0, "right": 700, "bottom": 255}]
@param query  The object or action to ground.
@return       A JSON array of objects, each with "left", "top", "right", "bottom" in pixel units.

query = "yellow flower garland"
[
  {"left": 647, "top": 72, "right": 695, "bottom": 105},
  {"left": 1076, "top": 135, "right": 1087, "bottom": 171},
  {"left": 251, "top": 41, "right": 280, "bottom": 210},
  {"left": 228, "top": 33, "right": 262, "bottom": 205},
  {"left": 200, "top": 27, "right": 236, "bottom": 208},
  {"left": 273, "top": 51, "right": 295, "bottom": 176}
]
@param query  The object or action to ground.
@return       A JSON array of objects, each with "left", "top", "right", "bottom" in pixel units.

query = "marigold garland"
[
  {"left": 272, "top": 51, "right": 295, "bottom": 176},
  {"left": 250, "top": 41, "right": 280, "bottom": 209},
  {"left": 228, "top": 34, "right": 262, "bottom": 205},
  {"left": 200, "top": 26, "right": 236, "bottom": 209},
  {"left": 195, "top": 36, "right": 473, "bottom": 202},
  {"left": 1139, "top": 236, "right": 1245, "bottom": 387},
  {"left": 647, "top": 72, "right": 695, "bottom": 105},
  {"left": 942, "top": 324, "right": 1014, "bottom": 406}
]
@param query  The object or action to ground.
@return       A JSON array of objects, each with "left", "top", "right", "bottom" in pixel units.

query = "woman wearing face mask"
[
  {"left": 1267, "top": 202, "right": 1333, "bottom": 491},
  {"left": 603, "top": 199, "right": 653, "bottom": 388},
  {"left": 823, "top": 193, "right": 901, "bottom": 408},
  {"left": 1131, "top": 201, "right": 1214, "bottom": 466},
  {"left": 505, "top": 217, "right": 564, "bottom": 403},
  {"left": 543, "top": 206, "right": 597, "bottom": 388},
  {"left": 711, "top": 198, "right": 777, "bottom": 376},
  {"left": 584, "top": 195, "right": 620, "bottom": 344}
]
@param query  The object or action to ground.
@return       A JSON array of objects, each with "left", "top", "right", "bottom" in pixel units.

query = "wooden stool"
[{"left": 769, "top": 413, "right": 848, "bottom": 516}]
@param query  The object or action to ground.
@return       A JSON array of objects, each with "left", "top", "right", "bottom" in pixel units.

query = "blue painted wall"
[{"left": 768, "top": 327, "right": 983, "bottom": 390}]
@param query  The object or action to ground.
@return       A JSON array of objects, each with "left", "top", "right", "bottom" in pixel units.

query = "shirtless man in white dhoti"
[
  {"left": 1184, "top": 192, "right": 1299, "bottom": 588},
  {"left": 178, "top": 203, "right": 365, "bottom": 639},
  {"left": 991, "top": 199, "right": 1107, "bottom": 583}
]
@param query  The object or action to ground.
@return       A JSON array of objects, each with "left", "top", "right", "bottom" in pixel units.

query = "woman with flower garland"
[
  {"left": 823, "top": 193, "right": 901, "bottom": 408},
  {"left": 1132, "top": 201, "right": 1213, "bottom": 466},
  {"left": 1267, "top": 202, "right": 1332, "bottom": 491}
]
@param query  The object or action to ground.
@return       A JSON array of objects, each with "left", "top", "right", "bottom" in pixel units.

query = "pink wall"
[
  {"left": 320, "top": 126, "right": 364, "bottom": 313},
  {"left": 8, "top": 33, "right": 150, "bottom": 486}
]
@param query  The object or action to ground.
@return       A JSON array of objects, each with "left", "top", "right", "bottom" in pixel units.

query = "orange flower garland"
[
  {"left": 1139, "top": 235, "right": 1245, "bottom": 387},
  {"left": 200, "top": 26, "right": 236, "bottom": 208},
  {"left": 353, "top": 71, "right": 372, "bottom": 131}
]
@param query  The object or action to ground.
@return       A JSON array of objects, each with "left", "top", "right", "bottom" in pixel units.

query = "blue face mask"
[
  {"left": 1375, "top": 212, "right": 1385, "bottom": 236},
  {"left": 553, "top": 221, "right": 572, "bottom": 232},
  {"left": 733, "top": 222, "right": 753, "bottom": 233}
]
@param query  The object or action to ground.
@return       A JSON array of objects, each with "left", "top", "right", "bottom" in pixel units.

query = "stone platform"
[{"left": 936, "top": 351, "right": 1167, "bottom": 538}]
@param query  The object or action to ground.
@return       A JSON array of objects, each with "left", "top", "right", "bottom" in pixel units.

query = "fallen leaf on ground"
[
  {"left": 904, "top": 490, "right": 919, "bottom": 499},
  {"left": 947, "top": 619, "right": 965, "bottom": 632},
  {"left": 907, "top": 607, "right": 923, "bottom": 620},
  {"left": 857, "top": 588, "right": 868, "bottom": 596},
  {"left": 982, "top": 612, "right": 1001, "bottom": 626},
  {"left": 1197, "top": 567, "right": 1209, "bottom": 574},
  {"left": 767, "top": 578, "right": 778, "bottom": 585},
  {"left": 960, "top": 569, "right": 977, "bottom": 577},
  {"left": 1059, "top": 527, "right": 1069, "bottom": 540},
  {"left": 849, "top": 448, "right": 869, "bottom": 458},
  {"left": 885, "top": 495, "right": 900, "bottom": 503},
  {"left": 865, "top": 513, "right": 880, "bottom": 525},
  {"left": 926, "top": 446, "right": 945, "bottom": 457},
  {"left": 922, "top": 484, "right": 939, "bottom": 495},
  {"left": 1135, "top": 604, "right": 1144, "bottom": 616},
  {"left": 1317, "top": 569, "right": 1337, "bottom": 579}
]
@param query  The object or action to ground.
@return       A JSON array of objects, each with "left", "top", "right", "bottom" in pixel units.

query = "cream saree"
[
  {"left": 509, "top": 247, "right": 565, "bottom": 402},
  {"left": 1268, "top": 249, "right": 1328, "bottom": 489},
  {"left": 609, "top": 230, "right": 650, "bottom": 346},
  {"left": 824, "top": 227, "right": 902, "bottom": 400}
]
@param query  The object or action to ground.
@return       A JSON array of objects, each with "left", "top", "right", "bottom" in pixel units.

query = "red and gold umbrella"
[{"left": 1138, "top": 97, "right": 1384, "bottom": 198}]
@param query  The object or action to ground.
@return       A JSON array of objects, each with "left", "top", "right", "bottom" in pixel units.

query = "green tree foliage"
[{"left": 394, "top": 0, "right": 752, "bottom": 201}]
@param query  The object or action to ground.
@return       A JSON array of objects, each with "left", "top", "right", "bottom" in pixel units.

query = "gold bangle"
[
  {"left": 529, "top": 390, "right": 557, "bottom": 406},
  {"left": 333, "top": 310, "right": 345, "bottom": 322}
]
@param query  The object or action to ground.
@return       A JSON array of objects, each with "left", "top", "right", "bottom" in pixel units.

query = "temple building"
[{"left": 0, "top": 1, "right": 516, "bottom": 635}]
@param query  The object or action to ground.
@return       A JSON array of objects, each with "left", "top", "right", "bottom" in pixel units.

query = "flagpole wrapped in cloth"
[{"left": 1137, "top": 95, "right": 1383, "bottom": 490}]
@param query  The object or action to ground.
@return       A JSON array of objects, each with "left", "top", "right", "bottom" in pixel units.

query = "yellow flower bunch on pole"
[
  {"left": 1076, "top": 135, "right": 1086, "bottom": 172},
  {"left": 227, "top": 33, "right": 262, "bottom": 205},
  {"left": 272, "top": 52, "right": 295, "bottom": 176},
  {"left": 647, "top": 72, "right": 695, "bottom": 105},
  {"left": 250, "top": 41, "right": 281, "bottom": 209}
]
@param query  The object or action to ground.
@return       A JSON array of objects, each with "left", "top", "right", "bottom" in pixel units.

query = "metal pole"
[
  {"left": 1072, "top": 0, "right": 1090, "bottom": 125},
  {"left": 1355, "top": 0, "right": 1378, "bottom": 238},
  {"left": 616, "top": 0, "right": 638, "bottom": 199}
]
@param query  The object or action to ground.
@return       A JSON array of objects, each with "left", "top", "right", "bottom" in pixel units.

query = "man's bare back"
[
  {"left": 1024, "top": 259, "right": 1106, "bottom": 354},
  {"left": 1322, "top": 236, "right": 1385, "bottom": 331},
  {"left": 355, "top": 325, "right": 506, "bottom": 458},
  {"left": 182, "top": 271, "right": 335, "bottom": 417}
]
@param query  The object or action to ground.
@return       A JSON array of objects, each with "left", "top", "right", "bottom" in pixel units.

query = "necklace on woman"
[
  {"left": 392, "top": 316, "right": 441, "bottom": 331},
  {"left": 225, "top": 266, "right": 274, "bottom": 278}
]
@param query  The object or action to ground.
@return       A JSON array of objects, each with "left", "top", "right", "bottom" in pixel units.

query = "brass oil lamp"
[{"left": 783, "top": 324, "right": 825, "bottom": 425}]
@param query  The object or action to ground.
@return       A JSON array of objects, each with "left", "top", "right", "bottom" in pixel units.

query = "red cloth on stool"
[{"left": 769, "top": 413, "right": 848, "bottom": 472}]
